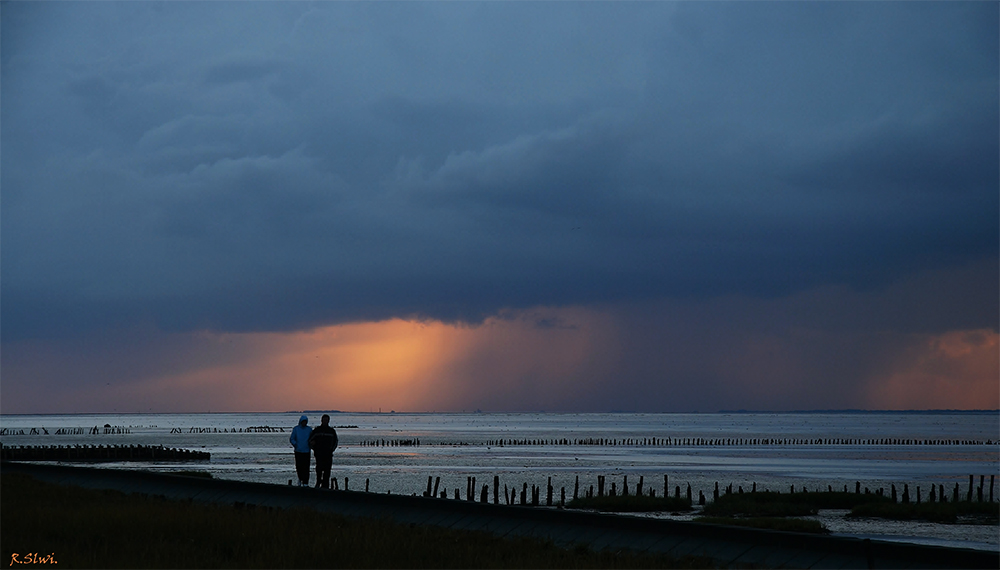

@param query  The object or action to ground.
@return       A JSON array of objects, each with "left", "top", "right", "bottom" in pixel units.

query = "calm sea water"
[{"left": 2, "top": 411, "right": 998, "bottom": 550}]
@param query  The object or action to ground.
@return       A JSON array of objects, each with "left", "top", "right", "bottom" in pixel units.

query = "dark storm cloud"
[{"left": 2, "top": 1, "right": 997, "bottom": 342}]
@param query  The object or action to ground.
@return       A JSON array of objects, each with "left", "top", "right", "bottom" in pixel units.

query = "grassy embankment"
[
  {"left": 847, "top": 501, "right": 999, "bottom": 524},
  {"left": 566, "top": 491, "right": 827, "bottom": 534},
  {"left": 566, "top": 491, "right": 836, "bottom": 533},
  {"left": 695, "top": 491, "right": 898, "bottom": 534},
  {"left": 566, "top": 489, "right": 999, "bottom": 534},
  {"left": 701, "top": 491, "right": 892, "bottom": 518},
  {"left": 0, "top": 473, "right": 712, "bottom": 569},
  {"left": 703, "top": 490, "right": 998, "bottom": 524}
]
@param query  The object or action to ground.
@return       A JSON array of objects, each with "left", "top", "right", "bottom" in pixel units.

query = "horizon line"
[{"left": 2, "top": 408, "right": 998, "bottom": 416}]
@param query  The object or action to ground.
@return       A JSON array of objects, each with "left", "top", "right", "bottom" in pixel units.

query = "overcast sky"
[{"left": 2, "top": 2, "right": 997, "bottom": 414}]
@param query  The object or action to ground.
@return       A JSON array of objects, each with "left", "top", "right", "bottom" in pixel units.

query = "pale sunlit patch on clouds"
[{"left": 102, "top": 308, "right": 618, "bottom": 414}]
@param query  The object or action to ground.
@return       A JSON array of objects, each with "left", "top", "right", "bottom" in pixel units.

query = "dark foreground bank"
[
  {"left": 0, "top": 472, "right": 706, "bottom": 569},
  {"left": 2, "top": 462, "right": 997, "bottom": 569}
]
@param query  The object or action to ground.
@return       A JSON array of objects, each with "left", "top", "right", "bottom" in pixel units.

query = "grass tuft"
[
  {"left": 566, "top": 494, "right": 693, "bottom": 512},
  {"left": 702, "top": 491, "right": 892, "bottom": 518},
  {"left": 693, "top": 516, "right": 829, "bottom": 534},
  {"left": 848, "top": 501, "right": 999, "bottom": 525},
  {"left": 166, "top": 471, "right": 213, "bottom": 478}
]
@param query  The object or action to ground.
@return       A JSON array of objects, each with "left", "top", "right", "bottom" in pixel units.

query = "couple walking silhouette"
[{"left": 289, "top": 414, "right": 339, "bottom": 488}]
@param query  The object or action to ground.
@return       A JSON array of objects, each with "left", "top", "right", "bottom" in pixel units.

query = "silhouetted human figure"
[
  {"left": 289, "top": 415, "right": 312, "bottom": 486},
  {"left": 309, "top": 414, "right": 339, "bottom": 489}
]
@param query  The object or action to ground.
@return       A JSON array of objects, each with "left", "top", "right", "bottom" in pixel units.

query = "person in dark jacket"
[{"left": 308, "top": 414, "right": 339, "bottom": 489}]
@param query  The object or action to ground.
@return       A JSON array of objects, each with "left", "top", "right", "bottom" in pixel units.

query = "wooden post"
[
  {"left": 610, "top": 482, "right": 616, "bottom": 497},
  {"left": 856, "top": 481, "right": 860, "bottom": 494},
  {"left": 455, "top": 488, "right": 460, "bottom": 500},
  {"left": 991, "top": 475, "right": 995, "bottom": 503},
  {"left": 522, "top": 482, "right": 528, "bottom": 504},
  {"left": 623, "top": 475, "right": 628, "bottom": 496},
  {"left": 979, "top": 475, "right": 985, "bottom": 502},
  {"left": 494, "top": 476, "right": 499, "bottom": 504},
  {"left": 433, "top": 477, "right": 440, "bottom": 498},
  {"left": 574, "top": 475, "right": 579, "bottom": 500},
  {"left": 598, "top": 475, "right": 605, "bottom": 497},
  {"left": 345, "top": 477, "right": 349, "bottom": 491},
  {"left": 687, "top": 484, "right": 692, "bottom": 504},
  {"left": 547, "top": 477, "right": 553, "bottom": 506},
  {"left": 637, "top": 475, "right": 644, "bottom": 496},
  {"left": 916, "top": 486, "right": 920, "bottom": 504},
  {"left": 561, "top": 487, "right": 565, "bottom": 507},
  {"left": 366, "top": 478, "right": 370, "bottom": 492},
  {"left": 714, "top": 482, "right": 719, "bottom": 501},
  {"left": 481, "top": 484, "right": 488, "bottom": 503},
  {"left": 699, "top": 490, "right": 705, "bottom": 505},
  {"left": 967, "top": 475, "right": 974, "bottom": 502},
  {"left": 472, "top": 476, "right": 477, "bottom": 502},
  {"left": 426, "top": 476, "right": 433, "bottom": 497}
]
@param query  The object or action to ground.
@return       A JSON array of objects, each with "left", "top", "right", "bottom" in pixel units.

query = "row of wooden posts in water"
[
  {"left": 1, "top": 426, "right": 132, "bottom": 436},
  {"left": 295, "top": 472, "right": 999, "bottom": 508},
  {"left": 0, "top": 430, "right": 1000, "bottom": 447},
  {"left": 172, "top": 426, "right": 286, "bottom": 434},
  {"left": 0, "top": 444, "right": 210, "bottom": 462},
  {"left": 3, "top": 425, "right": 374, "bottom": 436},
  {"left": 408, "top": 473, "right": 999, "bottom": 507},
  {"left": 3, "top": 426, "right": 995, "bottom": 447},
  {"left": 481, "top": 437, "right": 996, "bottom": 447}
]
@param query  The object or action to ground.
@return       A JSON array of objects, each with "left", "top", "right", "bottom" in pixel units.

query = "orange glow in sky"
[
  {"left": 864, "top": 329, "right": 999, "bottom": 410},
  {"left": 3, "top": 305, "right": 997, "bottom": 414},
  {"left": 86, "top": 307, "right": 619, "bottom": 413}
]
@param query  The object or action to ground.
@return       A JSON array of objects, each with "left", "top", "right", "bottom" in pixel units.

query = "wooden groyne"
[
  {"left": 1, "top": 426, "right": 134, "bottom": 436},
  {"left": 360, "top": 438, "right": 421, "bottom": 447},
  {"left": 1, "top": 444, "right": 209, "bottom": 462},
  {"left": 480, "top": 437, "right": 997, "bottom": 446},
  {"left": 173, "top": 426, "right": 285, "bottom": 433},
  {"left": 3, "top": 426, "right": 994, "bottom": 447},
  {"left": 415, "top": 472, "right": 998, "bottom": 507}
]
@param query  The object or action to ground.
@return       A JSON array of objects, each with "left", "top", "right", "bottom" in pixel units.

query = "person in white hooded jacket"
[{"left": 289, "top": 415, "right": 312, "bottom": 486}]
